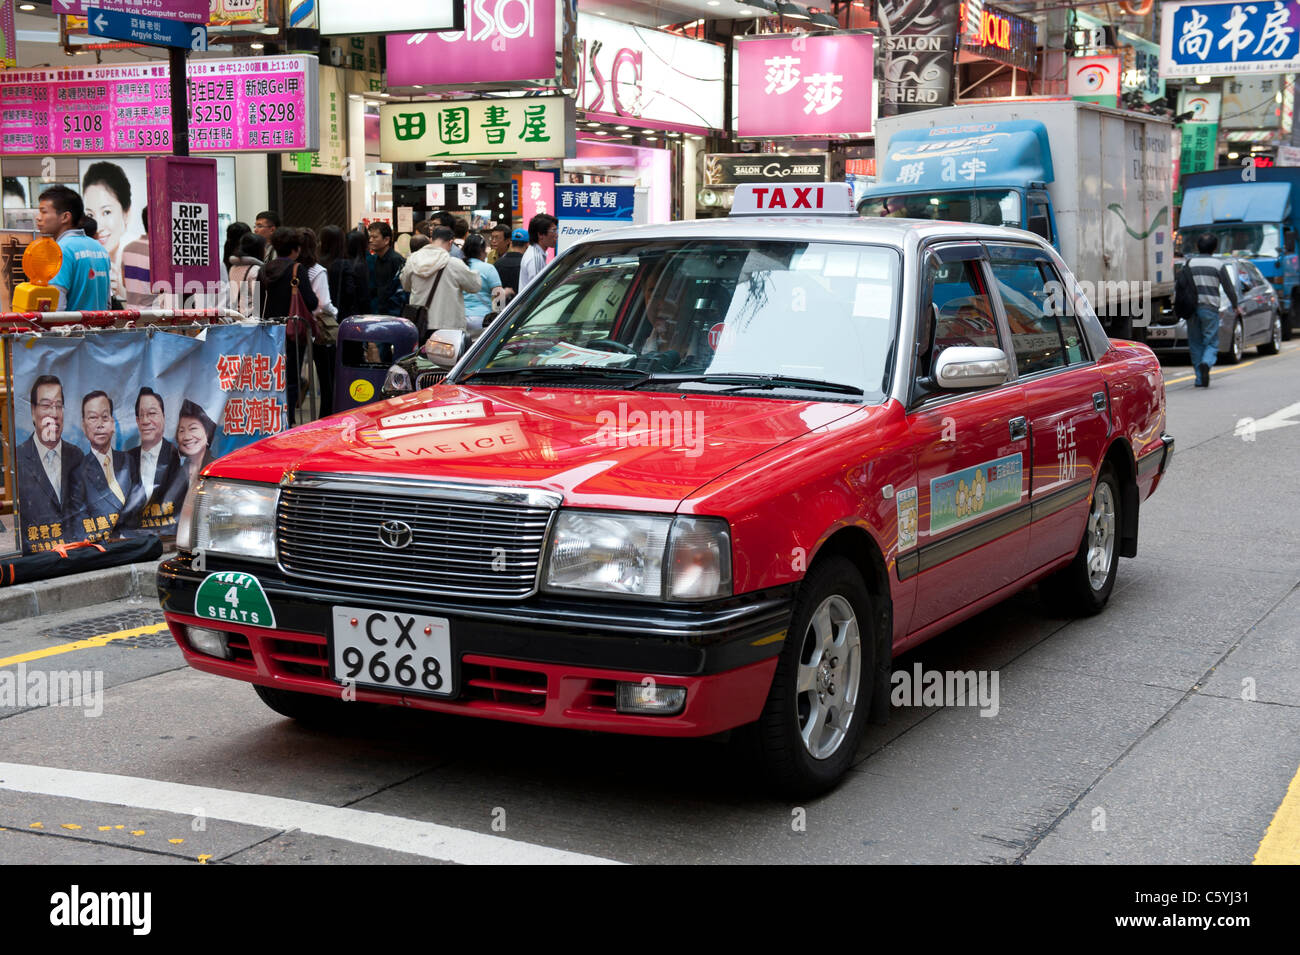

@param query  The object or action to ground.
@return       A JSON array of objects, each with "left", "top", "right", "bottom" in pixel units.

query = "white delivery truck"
[{"left": 860, "top": 99, "right": 1174, "bottom": 338}]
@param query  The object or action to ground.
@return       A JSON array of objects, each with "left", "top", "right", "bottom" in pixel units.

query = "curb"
[{"left": 0, "top": 557, "right": 169, "bottom": 624}]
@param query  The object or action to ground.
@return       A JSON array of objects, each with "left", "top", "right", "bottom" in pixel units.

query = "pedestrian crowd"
[{"left": 31, "top": 178, "right": 561, "bottom": 425}]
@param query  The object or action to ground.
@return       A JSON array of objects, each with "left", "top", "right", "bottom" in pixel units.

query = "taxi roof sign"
[{"left": 730, "top": 182, "right": 855, "bottom": 216}]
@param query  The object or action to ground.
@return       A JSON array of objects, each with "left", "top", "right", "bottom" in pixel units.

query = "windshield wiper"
[
  {"left": 671, "top": 373, "right": 864, "bottom": 396},
  {"left": 459, "top": 365, "right": 654, "bottom": 387}
]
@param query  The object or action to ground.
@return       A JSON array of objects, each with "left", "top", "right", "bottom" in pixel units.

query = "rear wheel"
[
  {"left": 1259, "top": 311, "right": 1283, "bottom": 355},
  {"left": 747, "top": 556, "right": 874, "bottom": 798},
  {"left": 1222, "top": 318, "right": 1245, "bottom": 364},
  {"left": 1039, "top": 465, "right": 1121, "bottom": 617}
]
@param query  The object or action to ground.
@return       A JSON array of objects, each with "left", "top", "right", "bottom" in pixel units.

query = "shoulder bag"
[
  {"left": 401, "top": 267, "right": 445, "bottom": 342},
  {"left": 285, "top": 263, "right": 320, "bottom": 345}
]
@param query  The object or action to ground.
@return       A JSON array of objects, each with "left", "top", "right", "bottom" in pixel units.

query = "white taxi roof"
[{"left": 578, "top": 213, "right": 1051, "bottom": 251}]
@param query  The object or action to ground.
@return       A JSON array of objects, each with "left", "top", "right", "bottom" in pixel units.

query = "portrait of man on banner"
[{"left": 16, "top": 374, "right": 87, "bottom": 553}]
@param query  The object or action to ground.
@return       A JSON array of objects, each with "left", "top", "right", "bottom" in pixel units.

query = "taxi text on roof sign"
[{"left": 730, "top": 182, "right": 856, "bottom": 216}]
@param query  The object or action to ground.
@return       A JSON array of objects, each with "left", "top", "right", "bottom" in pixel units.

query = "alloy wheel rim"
[
  {"left": 1234, "top": 322, "right": 1243, "bottom": 361},
  {"left": 1273, "top": 315, "right": 1283, "bottom": 349},
  {"left": 795, "top": 594, "right": 862, "bottom": 760},
  {"left": 1086, "top": 482, "right": 1116, "bottom": 591}
]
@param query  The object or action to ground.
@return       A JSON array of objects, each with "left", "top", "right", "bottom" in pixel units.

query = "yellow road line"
[
  {"left": 0, "top": 623, "right": 170, "bottom": 668},
  {"left": 1254, "top": 763, "right": 1300, "bottom": 864},
  {"left": 1165, "top": 342, "right": 1299, "bottom": 385}
]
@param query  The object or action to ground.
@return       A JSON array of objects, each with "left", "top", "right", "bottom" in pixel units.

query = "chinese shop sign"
[
  {"left": 1160, "top": 0, "right": 1300, "bottom": 77},
  {"left": 380, "top": 94, "right": 573, "bottom": 162},
  {"left": 1176, "top": 89, "right": 1220, "bottom": 200},
  {"left": 2, "top": 0, "right": 16, "bottom": 70},
  {"left": 735, "top": 32, "right": 874, "bottom": 139},
  {"left": 0, "top": 55, "right": 318, "bottom": 156},
  {"left": 555, "top": 184, "right": 634, "bottom": 251}
]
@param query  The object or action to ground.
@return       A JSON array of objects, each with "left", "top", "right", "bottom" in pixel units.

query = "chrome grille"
[{"left": 276, "top": 477, "right": 558, "bottom": 600}]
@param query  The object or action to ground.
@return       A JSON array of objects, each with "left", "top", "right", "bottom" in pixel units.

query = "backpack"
[{"left": 1174, "top": 262, "right": 1198, "bottom": 320}]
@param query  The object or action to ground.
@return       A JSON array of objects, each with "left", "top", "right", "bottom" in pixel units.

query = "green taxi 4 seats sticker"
[{"left": 194, "top": 572, "right": 276, "bottom": 629}]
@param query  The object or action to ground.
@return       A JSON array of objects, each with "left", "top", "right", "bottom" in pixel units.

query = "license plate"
[
  {"left": 1146, "top": 326, "right": 1175, "bottom": 340},
  {"left": 331, "top": 606, "right": 453, "bottom": 697}
]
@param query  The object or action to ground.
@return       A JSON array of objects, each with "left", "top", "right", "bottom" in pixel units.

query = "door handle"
[{"left": 1009, "top": 416, "right": 1028, "bottom": 441}]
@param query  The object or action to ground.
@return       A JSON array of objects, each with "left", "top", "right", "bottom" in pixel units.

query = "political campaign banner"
[{"left": 9, "top": 323, "right": 285, "bottom": 555}]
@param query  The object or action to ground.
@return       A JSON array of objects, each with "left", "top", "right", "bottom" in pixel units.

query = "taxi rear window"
[{"left": 467, "top": 239, "right": 901, "bottom": 399}]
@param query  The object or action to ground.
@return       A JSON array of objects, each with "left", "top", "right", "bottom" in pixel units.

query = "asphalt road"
[{"left": 2, "top": 342, "right": 1299, "bottom": 866}]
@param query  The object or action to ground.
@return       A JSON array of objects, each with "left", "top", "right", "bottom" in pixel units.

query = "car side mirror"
[
  {"left": 424, "top": 329, "right": 467, "bottom": 369},
  {"left": 933, "top": 346, "right": 1011, "bottom": 390}
]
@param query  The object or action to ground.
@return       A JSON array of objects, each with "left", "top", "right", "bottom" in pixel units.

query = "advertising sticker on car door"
[{"left": 929, "top": 453, "right": 1023, "bottom": 533}]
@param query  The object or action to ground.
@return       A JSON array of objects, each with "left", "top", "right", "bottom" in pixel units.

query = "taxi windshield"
[{"left": 459, "top": 239, "right": 900, "bottom": 400}]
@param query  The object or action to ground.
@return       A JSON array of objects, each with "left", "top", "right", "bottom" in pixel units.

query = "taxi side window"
[
  {"left": 988, "top": 253, "right": 1065, "bottom": 375},
  {"left": 920, "top": 258, "right": 1001, "bottom": 378}
]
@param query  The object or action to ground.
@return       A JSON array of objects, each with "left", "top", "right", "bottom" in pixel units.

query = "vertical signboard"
[
  {"left": 1, "top": 0, "right": 16, "bottom": 69},
  {"left": 284, "top": 63, "right": 348, "bottom": 175},
  {"left": 521, "top": 169, "right": 553, "bottom": 224},
  {"left": 876, "top": 0, "right": 960, "bottom": 115},
  {"left": 1176, "top": 89, "right": 1221, "bottom": 202},
  {"left": 147, "top": 156, "right": 220, "bottom": 297}
]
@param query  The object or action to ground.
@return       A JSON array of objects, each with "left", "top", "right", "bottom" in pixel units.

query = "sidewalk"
[{"left": 0, "top": 556, "right": 167, "bottom": 624}]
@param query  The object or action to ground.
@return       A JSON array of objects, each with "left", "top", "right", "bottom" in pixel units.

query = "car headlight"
[
  {"left": 381, "top": 363, "right": 412, "bottom": 395},
  {"left": 187, "top": 479, "right": 280, "bottom": 561},
  {"left": 543, "top": 511, "right": 731, "bottom": 601}
]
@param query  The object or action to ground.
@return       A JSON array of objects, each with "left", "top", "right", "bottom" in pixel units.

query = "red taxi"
[{"left": 159, "top": 184, "right": 1174, "bottom": 796}]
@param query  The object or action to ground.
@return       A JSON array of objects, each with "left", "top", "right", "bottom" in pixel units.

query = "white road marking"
[
  {"left": 1251, "top": 400, "right": 1300, "bottom": 434},
  {"left": 0, "top": 762, "right": 621, "bottom": 865}
]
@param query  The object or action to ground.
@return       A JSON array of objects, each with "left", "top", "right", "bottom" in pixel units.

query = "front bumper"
[{"left": 158, "top": 554, "right": 791, "bottom": 737}]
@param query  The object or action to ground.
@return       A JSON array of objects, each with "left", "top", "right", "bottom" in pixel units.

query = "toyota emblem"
[{"left": 377, "top": 519, "right": 414, "bottom": 550}]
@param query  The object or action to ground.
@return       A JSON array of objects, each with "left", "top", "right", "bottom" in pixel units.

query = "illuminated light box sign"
[
  {"left": 387, "top": 0, "right": 562, "bottom": 88},
  {"left": 0, "top": 55, "right": 318, "bottom": 156},
  {"left": 960, "top": 1, "right": 1037, "bottom": 72},
  {"left": 736, "top": 32, "right": 874, "bottom": 139},
  {"left": 319, "top": 0, "right": 460, "bottom": 37},
  {"left": 380, "top": 95, "right": 573, "bottom": 162}
]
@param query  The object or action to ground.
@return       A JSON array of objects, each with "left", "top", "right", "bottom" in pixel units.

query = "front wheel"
[
  {"left": 1259, "top": 312, "right": 1283, "bottom": 355},
  {"left": 747, "top": 556, "right": 874, "bottom": 798},
  {"left": 1039, "top": 465, "right": 1121, "bottom": 617},
  {"left": 254, "top": 684, "right": 349, "bottom": 725}
]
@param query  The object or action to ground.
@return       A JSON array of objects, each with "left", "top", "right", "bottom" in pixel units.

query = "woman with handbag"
[
  {"left": 260, "top": 228, "right": 319, "bottom": 427},
  {"left": 299, "top": 228, "right": 338, "bottom": 418}
]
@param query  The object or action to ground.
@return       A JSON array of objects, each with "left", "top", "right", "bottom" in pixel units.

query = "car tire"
[
  {"left": 746, "top": 556, "right": 874, "bottom": 799},
  {"left": 1259, "top": 311, "right": 1283, "bottom": 355},
  {"left": 1222, "top": 318, "right": 1245, "bottom": 364},
  {"left": 1039, "top": 464, "right": 1121, "bottom": 617},
  {"left": 254, "top": 684, "right": 348, "bottom": 725}
]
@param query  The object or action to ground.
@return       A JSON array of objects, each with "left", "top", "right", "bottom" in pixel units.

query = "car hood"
[{"left": 208, "top": 384, "right": 863, "bottom": 509}]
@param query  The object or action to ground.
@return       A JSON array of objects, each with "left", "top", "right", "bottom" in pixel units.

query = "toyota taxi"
[{"left": 159, "top": 183, "right": 1174, "bottom": 796}]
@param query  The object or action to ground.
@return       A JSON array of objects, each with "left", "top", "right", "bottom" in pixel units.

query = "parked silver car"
[{"left": 1146, "top": 257, "right": 1283, "bottom": 363}]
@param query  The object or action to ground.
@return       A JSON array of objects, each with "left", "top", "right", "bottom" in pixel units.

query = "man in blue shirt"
[{"left": 37, "top": 185, "right": 112, "bottom": 311}]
